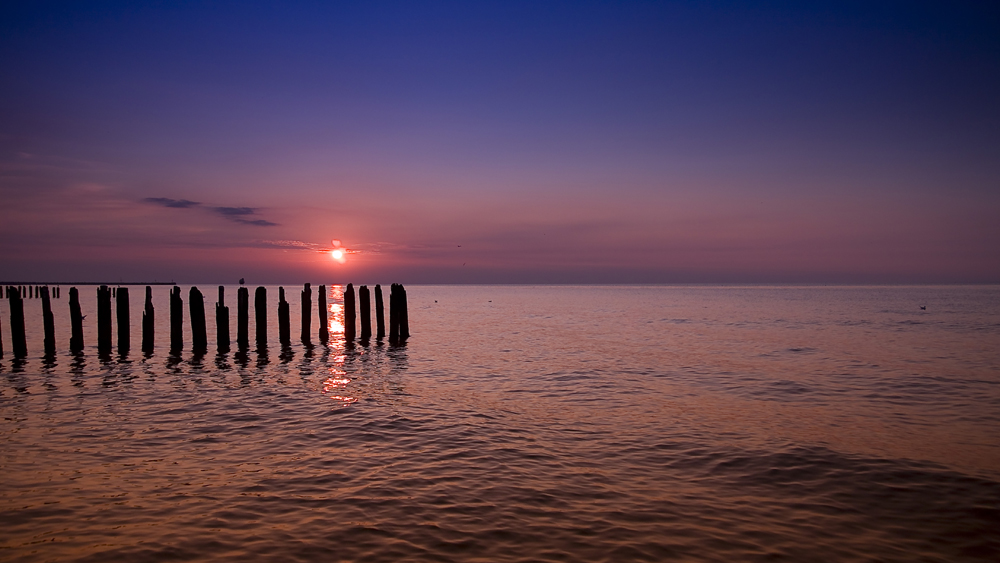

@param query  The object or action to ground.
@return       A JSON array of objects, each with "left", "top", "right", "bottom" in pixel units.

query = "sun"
[{"left": 331, "top": 249, "right": 344, "bottom": 260}]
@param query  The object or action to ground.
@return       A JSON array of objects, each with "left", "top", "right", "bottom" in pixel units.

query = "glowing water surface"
[{"left": 2, "top": 285, "right": 999, "bottom": 562}]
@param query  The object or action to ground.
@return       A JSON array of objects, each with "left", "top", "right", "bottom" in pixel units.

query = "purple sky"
[{"left": 2, "top": 1, "right": 998, "bottom": 284}]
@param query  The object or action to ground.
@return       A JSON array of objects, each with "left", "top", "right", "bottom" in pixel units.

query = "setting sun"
[{"left": 331, "top": 249, "right": 343, "bottom": 260}]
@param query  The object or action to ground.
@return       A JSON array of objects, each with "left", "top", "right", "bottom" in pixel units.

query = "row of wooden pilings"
[
  {"left": 2, "top": 285, "right": 61, "bottom": 299},
  {"left": 0, "top": 283, "right": 408, "bottom": 359}
]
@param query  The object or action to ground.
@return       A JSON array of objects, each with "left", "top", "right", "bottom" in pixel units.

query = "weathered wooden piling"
[
  {"left": 170, "top": 286, "right": 183, "bottom": 353},
  {"left": 41, "top": 286, "right": 56, "bottom": 354},
  {"left": 388, "top": 284, "right": 399, "bottom": 342},
  {"left": 400, "top": 284, "right": 410, "bottom": 339},
  {"left": 190, "top": 287, "right": 207, "bottom": 353},
  {"left": 142, "top": 286, "right": 154, "bottom": 354},
  {"left": 318, "top": 285, "right": 328, "bottom": 344},
  {"left": 97, "top": 285, "right": 113, "bottom": 353},
  {"left": 344, "top": 283, "right": 356, "bottom": 341},
  {"left": 112, "top": 287, "right": 116, "bottom": 298},
  {"left": 69, "top": 287, "right": 84, "bottom": 352},
  {"left": 301, "top": 283, "right": 312, "bottom": 343},
  {"left": 375, "top": 284, "right": 385, "bottom": 339},
  {"left": 255, "top": 286, "right": 267, "bottom": 350},
  {"left": 8, "top": 287, "right": 27, "bottom": 357},
  {"left": 359, "top": 285, "right": 372, "bottom": 340},
  {"left": 116, "top": 287, "right": 129, "bottom": 354},
  {"left": 217, "top": 286, "right": 230, "bottom": 353},
  {"left": 278, "top": 287, "right": 290, "bottom": 346},
  {"left": 237, "top": 287, "right": 249, "bottom": 350}
]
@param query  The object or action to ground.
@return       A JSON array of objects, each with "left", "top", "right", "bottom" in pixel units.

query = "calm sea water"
[{"left": 2, "top": 285, "right": 999, "bottom": 562}]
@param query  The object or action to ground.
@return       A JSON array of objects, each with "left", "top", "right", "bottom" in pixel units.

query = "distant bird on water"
[
  {"left": 920, "top": 306, "right": 926, "bottom": 310},
  {"left": 239, "top": 278, "right": 245, "bottom": 285}
]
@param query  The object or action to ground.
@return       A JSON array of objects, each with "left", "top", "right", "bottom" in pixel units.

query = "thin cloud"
[
  {"left": 211, "top": 206, "right": 278, "bottom": 226},
  {"left": 234, "top": 218, "right": 278, "bottom": 227},
  {"left": 260, "top": 240, "right": 319, "bottom": 249},
  {"left": 141, "top": 197, "right": 278, "bottom": 226},
  {"left": 143, "top": 197, "right": 201, "bottom": 208},
  {"left": 211, "top": 206, "right": 254, "bottom": 216}
]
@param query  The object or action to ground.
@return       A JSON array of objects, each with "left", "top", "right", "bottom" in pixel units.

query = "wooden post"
[
  {"left": 97, "top": 285, "right": 112, "bottom": 353},
  {"left": 170, "top": 286, "right": 183, "bottom": 353},
  {"left": 69, "top": 287, "right": 84, "bottom": 352},
  {"left": 388, "top": 284, "right": 399, "bottom": 342},
  {"left": 190, "top": 286, "right": 207, "bottom": 353},
  {"left": 278, "top": 287, "right": 290, "bottom": 346},
  {"left": 0, "top": 290, "right": 4, "bottom": 359},
  {"left": 359, "top": 285, "right": 372, "bottom": 340},
  {"left": 216, "top": 286, "right": 230, "bottom": 353},
  {"left": 344, "top": 283, "right": 356, "bottom": 341},
  {"left": 237, "top": 287, "right": 249, "bottom": 350},
  {"left": 8, "top": 286, "right": 27, "bottom": 357},
  {"left": 255, "top": 286, "right": 267, "bottom": 351},
  {"left": 400, "top": 284, "right": 410, "bottom": 339},
  {"left": 42, "top": 286, "right": 56, "bottom": 354},
  {"left": 318, "top": 285, "right": 328, "bottom": 344},
  {"left": 301, "top": 283, "right": 312, "bottom": 343},
  {"left": 142, "top": 286, "right": 154, "bottom": 354},
  {"left": 116, "top": 287, "right": 129, "bottom": 354},
  {"left": 375, "top": 284, "right": 385, "bottom": 339}
]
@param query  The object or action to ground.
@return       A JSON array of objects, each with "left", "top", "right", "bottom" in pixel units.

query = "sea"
[{"left": 1, "top": 284, "right": 999, "bottom": 562}]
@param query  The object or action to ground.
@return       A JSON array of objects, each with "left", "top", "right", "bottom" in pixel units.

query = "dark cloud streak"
[
  {"left": 143, "top": 197, "right": 200, "bottom": 208},
  {"left": 142, "top": 198, "right": 278, "bottom": 226},
  {"left": 211, "top": 206, "right": 255, "bottom": 216},
  {"left": 234, "top": 218, "right": 278, "bottom": 227}
]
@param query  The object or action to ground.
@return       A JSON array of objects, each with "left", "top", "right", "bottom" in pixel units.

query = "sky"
[{"left": 1, "top": 0, "right": 998, "bottom": 284}]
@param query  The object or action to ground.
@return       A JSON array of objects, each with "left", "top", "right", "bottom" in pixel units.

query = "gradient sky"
[{"left": 2, "top": 1, "right": 998, "bottom": 283}]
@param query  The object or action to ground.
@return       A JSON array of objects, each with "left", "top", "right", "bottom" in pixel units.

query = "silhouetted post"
[
  {"left": 318, "top": 285, "right": 328, "bottom": 344},
  {"left": 237, "top": 287, "right": 249, "bottom": 350},
  {"left": 142, "top": 286, "right": 154, "bottom": 354},
  {"left": 170, "top": 286, "right": 183, "bottom": 353},
  {"left": 375, "top": 284, "right": 385, "bottom": 339},
  {"left": 116, "top": 287, "right": 129, "bottom": 354},
  {"left": 301, "top": 283, "right": 312, "bottom": 343},
  {"left": 344, "top": 284, "right": 356, "bottom": 341},
  {"left": 255, "top": 286, "right": 267, "bottom": 350},
  {"left": 400, "top": 284, "right": 410, "bottom": 339},
  {"left": 278, "top": 287, "right": 290, "bottom": 346},
  {"left": 69, "top": 287, "right": 84, "bottom": 352},
  {"left": 190, "top": 287, "right": 207, "bottom": 354},
  {"left": 41, "top": 286, "right": 56, "bottom": 354},
  {"left": 8, "top": 287, "right": 27, "bottom": 357},
  {"left": 359, "top": 285, "right": 372, "bottom": 340},
  {"left": 97, "top": 285, "right": 112, "bottom": 353},
  {"left": 216, "top": 286, "right": 230, "bottom": 353},
  {"left": 0, "top": 294, "right": 3, "bottom": 359},
  {"left": 389, "top": 284, "right": 399, "bottom": 342},
  {"left": 112, "top": 287, "right": 116, "bottom": 298}
]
